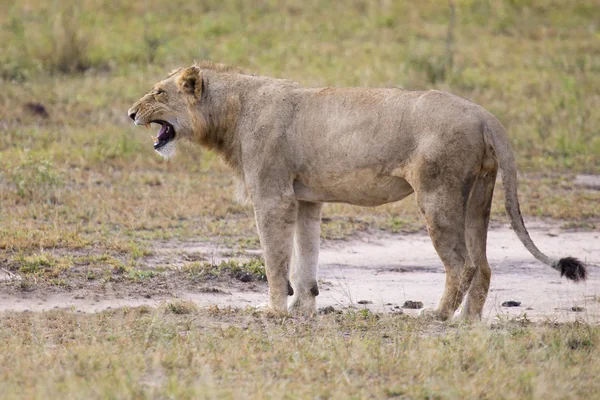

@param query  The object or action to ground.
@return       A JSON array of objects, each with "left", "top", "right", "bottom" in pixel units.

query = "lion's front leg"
[
  {"left": 288, "top": 201, "right": 322, "bottom": 315},
  {"left": 253, "top": 195, "right": 298, "bottom": 314}
]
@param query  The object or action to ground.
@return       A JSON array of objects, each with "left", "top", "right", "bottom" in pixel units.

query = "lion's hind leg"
[
  {"left": 461, "top": 170, "right": 497, "bottom": 320},
  {"left": 415, "top": 165, "right": 479, "bottom": 321}
]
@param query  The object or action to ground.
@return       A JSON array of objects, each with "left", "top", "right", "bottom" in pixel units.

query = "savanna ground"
[{"left": 1, "top": 0, "right": 600, "bottom": 398}]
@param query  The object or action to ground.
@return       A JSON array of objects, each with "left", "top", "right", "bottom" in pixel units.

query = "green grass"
[
  {"left": 165, "top": 300, "right": 199, "bottom": 315},
  {"left": 184, "top": 258, "right": 267, "bottom": 282},
  {"left": 0, "top": 307, "right": 599, "bottom": 399},
  {"left": 1, "top": 0, "right": 599, "bottom": 169}
]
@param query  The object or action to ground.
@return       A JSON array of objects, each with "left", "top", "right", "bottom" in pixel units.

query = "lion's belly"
[{"left": 293, "top": 174, "right": 414, "bottom": 207}]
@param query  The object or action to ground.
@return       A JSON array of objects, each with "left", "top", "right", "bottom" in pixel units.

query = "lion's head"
[{"left": 127, "top": 66, "right": 207, "bottom": 157}]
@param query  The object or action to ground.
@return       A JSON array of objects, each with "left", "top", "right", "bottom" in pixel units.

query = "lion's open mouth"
[{"left": 152, "top": 120, "right": 176, "bottom": 150}]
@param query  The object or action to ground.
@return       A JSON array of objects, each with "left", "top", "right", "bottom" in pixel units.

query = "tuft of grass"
[
  {"left": 17, "top": 253, "right": 71, "bottom": 279},
  {"left": 127, "top": 269, "right": 158, "bottom": 281},
  {"left": 16, "top": 279, "right": 35, "bottom": 292},
  {"left": 7, "top": 155, "right": 64, "bottom": 202},
  {"left": 165, "top": 300, "right": 198, "bottom": 315},
  {"left": 183, "top": 258, "right": 266, "bottom": 281}
]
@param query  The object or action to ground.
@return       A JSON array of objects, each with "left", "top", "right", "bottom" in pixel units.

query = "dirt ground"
[{"left": 2, "top": 221, "right": 598, "bottom": 322}]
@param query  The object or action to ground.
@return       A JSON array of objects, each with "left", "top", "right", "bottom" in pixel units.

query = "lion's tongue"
[{"left": 157, "top": 123, "right": 169, "bottom": 140}]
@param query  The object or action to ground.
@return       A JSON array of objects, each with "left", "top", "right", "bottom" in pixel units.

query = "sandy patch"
[{"left": 1, "top": 223, "right": 599, "bottom": 322}]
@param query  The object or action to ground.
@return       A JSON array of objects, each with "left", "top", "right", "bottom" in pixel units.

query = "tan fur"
[{"left": 128, "top": 62, "right": 583, "bottom": 319}]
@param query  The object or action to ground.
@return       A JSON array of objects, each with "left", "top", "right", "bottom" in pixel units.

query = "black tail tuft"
[{"left": 557, "top": 257, "right": 586, "bottom": 282}]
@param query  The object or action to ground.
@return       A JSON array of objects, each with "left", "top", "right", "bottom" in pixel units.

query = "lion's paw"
[
  {"left": 418, "top": 308, "right": 445, "bottom": 321},
  {"left": 251, "top": 302, "right": 290, "bottom": 317},
  {"left": 288, "top": 296, "right": 317, "bottom": 317},
  {"left": 253, "top": 302, "right": 269, "bottom": 310}
]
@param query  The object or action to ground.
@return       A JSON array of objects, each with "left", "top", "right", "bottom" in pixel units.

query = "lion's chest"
[{"left": 293, "top": 172, "right": 414, "bottom": 207}]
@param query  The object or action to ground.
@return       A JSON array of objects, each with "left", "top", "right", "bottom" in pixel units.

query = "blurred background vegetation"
[
  {"left": 2, "top": 0, "right": 599, "bottom": 169},
  {"left": 0, "top": 0, "right": 599, "bottom": 263}
]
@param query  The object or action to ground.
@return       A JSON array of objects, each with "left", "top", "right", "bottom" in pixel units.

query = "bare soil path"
[
  {"left": 2, "top": 222, "right": 599, "bottom": 322},
  {"left": 317, "top": 224, "right": 600, "bottom": 321}
]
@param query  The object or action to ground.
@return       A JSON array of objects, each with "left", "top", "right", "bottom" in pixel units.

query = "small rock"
[
  {"left": 402, "top": 300, "right": 424, "bottom": 309},
  {"left": 502, "top": 301, "right": 521, "bottom": 307},
  {"left": 571, "top": 306, "right": 584, "bottom": 312},
  {"left": 547, "top": 229, "right": 560, "bottom": 237},
  {"left": 357, "top": 300, "right": 372, "bottom": 305},
  {"left": 236, "top": 273, "right": 252, "bottom": 283},
  {"left": 318, "top": 306, "right": 337, "bottom": 315}
]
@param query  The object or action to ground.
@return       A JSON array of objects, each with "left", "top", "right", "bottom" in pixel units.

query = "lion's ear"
[{"left": 177, "top": 66, "right": 203, "bottom": 98}]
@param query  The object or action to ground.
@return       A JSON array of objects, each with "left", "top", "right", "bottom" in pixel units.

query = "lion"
[{"left": 128, "top": 61, "right": 586, "bottom": 320}]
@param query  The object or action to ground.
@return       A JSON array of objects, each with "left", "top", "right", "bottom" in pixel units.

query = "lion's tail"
[{"left": 483, "top": 117, "right": 586, "bottom": 282}]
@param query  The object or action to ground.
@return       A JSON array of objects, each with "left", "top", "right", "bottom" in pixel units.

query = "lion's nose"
[{"left": 128, "top": 110, "right": 137, "bottom": 121}]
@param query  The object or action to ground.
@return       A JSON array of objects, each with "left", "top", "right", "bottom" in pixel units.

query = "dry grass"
[{"left": 0, "top": 307, "right": 599, "bottom": 399}]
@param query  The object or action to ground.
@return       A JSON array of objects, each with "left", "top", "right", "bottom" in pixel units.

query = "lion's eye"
[{"left": 155, "top": 89, "right": 165, "bottom": 95}]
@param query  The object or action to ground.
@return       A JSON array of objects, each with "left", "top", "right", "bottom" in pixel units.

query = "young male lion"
[{"left": 128, "top": 61, "right": 586, "bottom": 320}]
